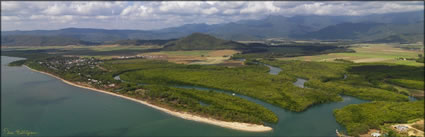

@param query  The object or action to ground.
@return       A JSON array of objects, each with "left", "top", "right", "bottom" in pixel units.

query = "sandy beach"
[{"left": 23, "top": 65, "right": 273, "bottom": 132}]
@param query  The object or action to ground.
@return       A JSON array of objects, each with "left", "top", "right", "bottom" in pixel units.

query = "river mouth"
[{"left": 3, "top": 56, "right": 369, "bottom": 136}]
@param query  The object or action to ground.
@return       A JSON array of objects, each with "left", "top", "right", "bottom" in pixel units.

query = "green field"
[{"left": 279, "top": 43, "right": 424, "bottom": 66}]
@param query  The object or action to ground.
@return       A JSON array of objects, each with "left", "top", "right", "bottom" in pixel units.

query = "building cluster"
[
  {"left": 114, "top": 55, "right": 165, "bottom": 60},
  {"left": 393, "top": 125, "right": 409, "bottom": 132},
  {"left": 39, "top": 57, "right": 102, "bottom": 72},
  {"left": 37, "top": 57, "right": 117, "bottom": 88}
]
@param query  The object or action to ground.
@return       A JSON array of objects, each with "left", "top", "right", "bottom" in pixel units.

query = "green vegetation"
[
  {"left": 125, "top": 84, "right": 278, "bottom": 124},
  {"left": 416, "top": 53, "right": 425, "bottom": 63},
  {"left": 22, "top": 56, "right": 278, "bottom": 125},
  {"left": 8, "top": 59, "right": 26, "bottom": 66},
  {"left": 260, "top": 60, "right": 416, "bottom": 102},
  {"left": 333, "top": 100, "right": 424, "bottom": 136},
  {"left": 105, "top": 58, "right": 342, "bottom": 112},
  {"left": 349, "top": 64, "right": 424, "bottom": 91},
  {"left": 258, "top": 60, "right": 423, "bottom": 136}
]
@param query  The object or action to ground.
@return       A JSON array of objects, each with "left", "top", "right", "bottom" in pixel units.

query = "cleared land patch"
[{"left": 138, "top": 50, "right": 242, "bottom": 65}]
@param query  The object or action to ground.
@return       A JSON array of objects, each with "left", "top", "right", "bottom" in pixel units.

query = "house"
[
  {"left": 394, "top": 125, "right": 409, "bottom": 132},
  {"left": 371, "top": 132, "right": 381, "bottom": 137}
]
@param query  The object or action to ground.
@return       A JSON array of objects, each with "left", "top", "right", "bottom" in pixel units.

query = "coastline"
[{"left": 23, "top": 65, "right": 273, "bottom": 132}]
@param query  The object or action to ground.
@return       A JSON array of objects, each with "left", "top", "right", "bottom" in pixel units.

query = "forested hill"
[
  {"left": 162, "top": 33, "right": 246, "bottom": 50},
  {"left": 297, "top": 21, "right": 424, "bottom": 43},
  {"left": 1, "top": 35, "right": 100, "bottom": 46}
]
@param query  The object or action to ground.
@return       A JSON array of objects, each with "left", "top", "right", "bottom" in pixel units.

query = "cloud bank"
[{"left": 1, "top": 1, "right": 423, "bottom": 31}]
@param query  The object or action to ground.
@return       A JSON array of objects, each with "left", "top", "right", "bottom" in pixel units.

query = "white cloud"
[
  {"left": 1, "top": 1, "right": 423, "bottom": 31},
  {"left": 1, "top": 16, "right": 21, "bottom": 21},
  {"left": 240, "top": 2, "right": 280, "bottom": 14},
  {"left": 43, "top": 4, "right": 66, "bottom": 15},
  {"left": 202, "top": 7, "right": 219, "bottom": 15},
  {"left": 1, "top": 2, "right": 21, "bottom": 12}
]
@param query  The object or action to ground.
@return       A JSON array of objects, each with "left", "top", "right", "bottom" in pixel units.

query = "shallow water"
[
  {"left": 2, "top": 56, "right": 368, "bottom": 136},
  {"left": 293, "top": 78, "right": 308, "bottom": 88},
  {"left": 263, "top": 64, "right": 282, "bottom": 75}
]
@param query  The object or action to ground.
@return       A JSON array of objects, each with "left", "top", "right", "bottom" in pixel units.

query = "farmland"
[
  {"left": 137, "top": 50, "right": 242, "bottom": 65},
  {"left": 279, "top": 43, "right": 424, "bottom": 66}
]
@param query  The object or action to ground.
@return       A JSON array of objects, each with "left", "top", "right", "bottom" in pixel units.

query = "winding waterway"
[
  {"left": 262, "top": 63, "right": 307, "bottom": 88},
  {"left": 2, "top": 56, "right": 368, "bottom": 136}
]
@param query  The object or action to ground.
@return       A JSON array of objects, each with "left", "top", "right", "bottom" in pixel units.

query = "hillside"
[
  {"left": 368, "top": 34, "right": 425, "bottom": 43},
  {"left": 162, "top": 33, "right": 246, "bottom": 50},
  {"left": 299, "top": 21, "right": 424, "bottom": 43},
  {"left": 1, "top": 35, "right": 99, "bottom": 46},
  {"left": 298, "top": 22, "right": 384, "bottom": 40}
]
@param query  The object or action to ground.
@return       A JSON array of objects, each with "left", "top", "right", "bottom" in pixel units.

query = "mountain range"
[{"left": 1, "top": 10, "right": 423, "bottom": 46}]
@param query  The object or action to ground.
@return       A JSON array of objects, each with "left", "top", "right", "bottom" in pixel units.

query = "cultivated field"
[
  {"left": 138, "top": 50, "right": 242, "bottom": 65},
  {"left": 279, "top": 43, "right": 424, "bottom": 66}
]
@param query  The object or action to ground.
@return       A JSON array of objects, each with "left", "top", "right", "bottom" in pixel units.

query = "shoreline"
[{"left": 23, "top": 65, "right": 273, "bottom": 132}]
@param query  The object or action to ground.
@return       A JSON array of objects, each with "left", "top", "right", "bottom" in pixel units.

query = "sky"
[{"left": 1, "top": 1, "right": 424, "bottom": 31}]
